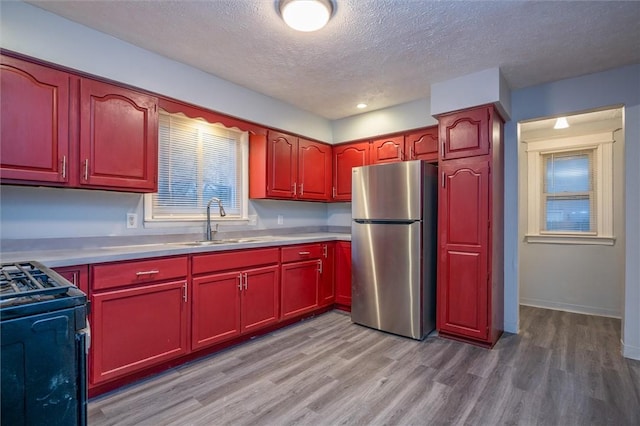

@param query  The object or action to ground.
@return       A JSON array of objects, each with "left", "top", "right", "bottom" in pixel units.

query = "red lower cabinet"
[
  {"left": 192, "top": 272, "right": 242, "bottom": 351},
  {"left": 91, "top": 280, "right": 189, "bottom": 385},
  {"left": 335, "top": 241, "right": 352, "bottom": 308},
  {"left": 191, "top": 248, "right": 280, "bottom": 351},
  {"left": 281, "top": 259, "right": 321, "bottom": 319},
  {"left": 319, "top": 242, "right": 335, "bottom": 306},
  {"left": 54, "top": 264, "right": 89, "bottom": 295}
]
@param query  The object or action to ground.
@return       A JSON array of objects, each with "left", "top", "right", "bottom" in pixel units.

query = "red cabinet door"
[
  {"left": 192, "top": 271, "right": 242, "bottom": 351},
  {"left": 91, "top": 280, "right": 189, "bottom": 385},
  {"left": 335, "top": 241, "right": 352, "bottom": 308},
  {"left": 241, "top": 265, "right": 280, "bottom": 332},
  {"left": 319, "top": 242, "right": 335, "bottom": 306},
  {"left": 405, "top": 126, "right": 438, "bottom": 162},
  {"left": 54, "top": 265, "right": 89, "bottom": 296},
  {"left": 298, "top": 138, "right": 332, "bottom": 201},
  {"left": 333, "top": 142, "right": 369, "bottom": 201},
  {"left": 281, "top": 259, "right": 320, "bottom": 320},
  {"left": 266, "top": 131, "right": 297, "bottom": 199},
  {"left": 439, "top": 106, "right": 490, "bottom": 160},
  {"left": 79, "top": 78, "right": 158, "bottom": 192},
  {"left": 437, "top": 159, "right": 490, "bottom": 341},
  {"left": 0, "top": 55, "right": 70, "bottom": 184},
  {"left": 370, "top": 136, "right": 404, "bottom": 164}
]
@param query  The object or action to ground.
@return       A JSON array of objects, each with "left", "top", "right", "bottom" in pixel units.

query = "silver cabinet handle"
[
  {"left": 322, "top": 244, "right": 328, "bottom": 258},
  {"left": 61, "top": 155, "right": 67, "bottom": 179},
  {"left": 298, "top": 251, "right": 310, "bottom": 255},
  {"left": 332, "top": 186, "right": 336, "bottom": 198},
  {"left": 410, "top": 147, "right": 414, "bottom": 159},
  {"left": 83, "top": 159, "right": 89, "bottom": 181},
  {"left": 243, "top": 272, "right": 248, "bottom": 290},
  {"left": 71, "top": 272, "right": 77, "bottom": 286},
  {"left": 182, "top": 282, "right": 188, "bottom": 302},
  {"left": 238, "top": 273, "right": 243, "bottom": 290},
  {"left": 292, "top": 182, "right": 297, "bottom": 196},
  {"left": 136, "top": 270, "right": 159, "bottom": 276},
  {"left": 300, "top": 183, "right": 304, "bottom": 195},
  {"left": 318, "top": 259, "right": 323, "bottom": 274},
  {"left": 441, "top": 172, "right": 446, "bottom": 188}
]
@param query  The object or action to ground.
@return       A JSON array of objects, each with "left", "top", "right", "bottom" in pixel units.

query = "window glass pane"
[
  {"left": 545, "top": 196, "right": 591, "bottom": 231},
  {"left": 544, "top": 152, "right": 591, "bottom": 193}
]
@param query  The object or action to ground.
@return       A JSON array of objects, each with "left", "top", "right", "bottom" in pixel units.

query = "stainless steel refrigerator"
[{"left": 351, "top": 160, "right": 437, "bottom": 340}]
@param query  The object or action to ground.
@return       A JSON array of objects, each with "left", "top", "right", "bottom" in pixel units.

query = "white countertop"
[{"left": 1, "top": 233, "right": 351, "bottom": 268}]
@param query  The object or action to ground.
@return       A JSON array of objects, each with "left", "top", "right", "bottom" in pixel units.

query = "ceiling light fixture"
[
  {"left": 279, "top": 0, "right": 333, "bottom": 32},
  {"left": 553, "top": 117, "right": 569, "bottom": 129},
  {"left": 356, "top": 103, "right": 367, "bottom": 109}
]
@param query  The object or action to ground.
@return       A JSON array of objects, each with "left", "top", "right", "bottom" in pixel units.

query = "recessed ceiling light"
[
  {"left": 279, "top": 0, "right": 333, "bottom": 32},
  {"left": 553, "top": 117, "right": 569, "bottom": 129},
  {"left": 356, "top": 103, "right": 367, "bottom": 109}
]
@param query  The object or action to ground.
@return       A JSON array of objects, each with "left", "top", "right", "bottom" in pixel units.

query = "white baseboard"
[
  {"left": 622, "top": 341, "right": 640, "bottom": 361},
  {"left": 520, "top": 298, "right": 621, "bottom": 319}
]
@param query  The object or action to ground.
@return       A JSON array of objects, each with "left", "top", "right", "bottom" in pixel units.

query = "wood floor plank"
[{"left": 88, "top": 306, "right": 640, "bottom": 426}]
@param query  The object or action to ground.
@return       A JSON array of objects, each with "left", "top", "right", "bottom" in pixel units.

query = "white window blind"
[
  {"left": 149, "top": 111, "right": 246, "bottom": 220},
  {"left": 542, "top": 150, "right": 595, "bottom": 232}
]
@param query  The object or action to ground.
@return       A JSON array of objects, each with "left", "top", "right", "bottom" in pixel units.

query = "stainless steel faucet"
[{"left": 205, "top": 197, "right": 226, "bottom": 241}]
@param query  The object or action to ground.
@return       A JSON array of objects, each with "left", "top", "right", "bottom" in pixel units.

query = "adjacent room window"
[
  {"left": 144, "top": 110, "right": 248, "bottom": 222},
  {"left": 523, "top": 132, "right": 614, "bottom": 245},
  {"left": 542, "top": 150, "right": 594, "bottom": 232}
]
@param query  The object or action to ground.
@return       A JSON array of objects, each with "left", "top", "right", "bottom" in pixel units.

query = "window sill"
[{"left": 525, "top": 234, "right": 615, "bottom": 246}]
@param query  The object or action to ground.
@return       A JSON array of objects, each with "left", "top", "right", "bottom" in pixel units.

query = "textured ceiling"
[{"left": 26, "top": 0, "right": 640, "bottom": 120}]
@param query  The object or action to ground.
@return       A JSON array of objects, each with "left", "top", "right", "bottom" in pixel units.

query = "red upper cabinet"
[
  {"left": 250, "top": 132, "right": 331, "bottom": 201},
  {"left": 405, "top": 126, "right": 439, "bottom": 162},
  {"left": 266, "top": 131, "right": 297, "bottom": 199},
  {"left": 370, "top": 136, "right": 405, "bottom": 164},
  {"left": 332, "top": 142, "right": 369, "bottom": 201},
  {"left": 1, "top": 53, "right": 159, "bottom": 193},
  {"left": 79, "top": 78, "right": 158, "bottom": 192},
  {"left": 439, "top": 106, "right": 490, "bottom": 160},
  {"left": 0, "top": 55, "right": 70, "bottom": 184},
  {"left": 297, "top": 138, "right": 332, "bottom": 201}
]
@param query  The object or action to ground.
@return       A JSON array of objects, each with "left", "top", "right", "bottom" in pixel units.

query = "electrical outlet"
[
  {"left": 277, "top": 215, "right": 283, "bottom": 225},
  {"left": 126, "top": 213, "right": 137, "bottom": 229}
]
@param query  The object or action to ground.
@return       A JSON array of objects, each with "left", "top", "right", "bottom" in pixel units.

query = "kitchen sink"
[{"left": 173, "top": 238, "right": 260, "bottom": 246}]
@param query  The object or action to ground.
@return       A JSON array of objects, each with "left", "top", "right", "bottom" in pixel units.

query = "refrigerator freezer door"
[
  {"left": 351, "top": 221, "right": 423, "bottom": 339},
  {"left": 352, "top": 160, "right": 423, "bottom": 221}
]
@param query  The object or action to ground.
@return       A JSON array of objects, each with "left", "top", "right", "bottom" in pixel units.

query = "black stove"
[
  {"left": 1, "top": 260, "right": 89, "bottom": 426},
  {"left": 0, "top": 261, "right": 87, "bottom": 320}
]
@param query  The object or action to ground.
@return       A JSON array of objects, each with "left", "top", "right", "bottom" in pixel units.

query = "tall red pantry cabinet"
[{"left": 436, "top": 104, "right": 504, "bottom": 347}]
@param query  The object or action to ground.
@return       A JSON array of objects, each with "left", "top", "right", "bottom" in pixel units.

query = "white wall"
[
  {"left": 505, "top": 64, "right": 640, "bottom": 359},
  {"left": 331, "top": 98, "right": 436, "bottom": 143},
  {"left": 0, "top": 1, "right": 332, "bottom": 142},
  {"left": 0, "top": 186, "right": 328, "bottom": 240}
]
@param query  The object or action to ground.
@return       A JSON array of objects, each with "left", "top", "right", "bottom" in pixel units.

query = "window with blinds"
[
  {"left": 542, "top": 150, "right": 595, "bottom": 232},
  {"left": 148, "top": 110, "right": 247, "bottom": 220}
]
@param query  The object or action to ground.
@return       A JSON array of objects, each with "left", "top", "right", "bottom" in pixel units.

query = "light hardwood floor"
[{"left": 88, "top": 306, "right": 640, "bottom": 425}]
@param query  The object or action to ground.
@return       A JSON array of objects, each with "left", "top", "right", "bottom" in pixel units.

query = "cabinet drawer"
[
  {"left": 281, "top": 244, "right": 323, "bottom": 263},
  {"left": 192, "top": 248, "right": 279, "bottom": 275},
  {"left": 92, "top": 256, "right": 188, "bottom": 291}
]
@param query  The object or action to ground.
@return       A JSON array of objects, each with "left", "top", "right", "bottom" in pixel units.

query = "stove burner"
[{"left": 0, "top": 261, "right": 72, "bottom": 303}]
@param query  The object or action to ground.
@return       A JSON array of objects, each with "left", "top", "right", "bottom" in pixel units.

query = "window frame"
[
  {"left": 523, "top": 132, "right": 615, "bottom": 245},
  {"left": 143, "top": 109, "right": 250, "bottom": 226}
]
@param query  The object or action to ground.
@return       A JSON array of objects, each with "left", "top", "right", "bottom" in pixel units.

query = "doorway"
[{"left": 517, "top": 107, "right": 625, "bottom": 319}]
